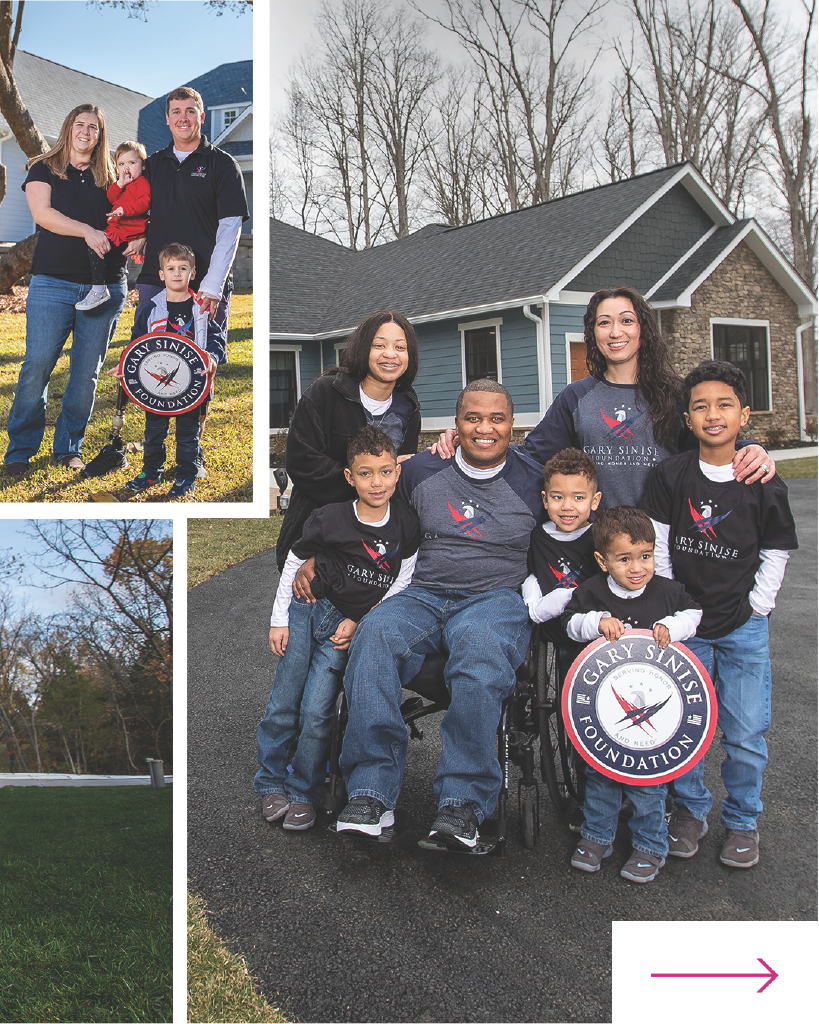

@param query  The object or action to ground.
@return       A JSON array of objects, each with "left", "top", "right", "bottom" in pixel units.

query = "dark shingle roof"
[
  {"left": 12, "top": 51, "right": 153, "bottom": 146},
  {"left": 271, "top": 164, "right": 689, "bottom": 334},
  {"left": 137, "top": 60, "right": 252, "bottom": 154},
  {"left": 651, "top": 221, "right": 750, "bottom": 300}
]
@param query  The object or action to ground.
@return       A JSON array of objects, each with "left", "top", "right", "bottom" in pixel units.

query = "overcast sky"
[{"left": 18, "top": 0, "right": 252, "bottom": 96}]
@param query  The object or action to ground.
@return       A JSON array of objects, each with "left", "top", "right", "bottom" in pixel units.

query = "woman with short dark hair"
[
  {"left": 276, "top": 310, "right": 422, "bottom": 570},
  {"left": 4, "top": 103, "right": 128, "bottom": 476}
]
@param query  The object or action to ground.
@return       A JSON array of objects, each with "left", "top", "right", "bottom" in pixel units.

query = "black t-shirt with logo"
[
  {"left": 166, "top": 298, "right": 195, "bottom": 339},
  {"left": 642, "top": 451, "right": 798, "bottom": 639},
  {"left": 23, "top": 161, "right": 126, "bottom": 284},
  {"left": 528, "top": 523, "right": 602, "bottom": 646},
  {"left": 292, "top": 499, "right": 421, "bottom": 621},
  {"left": 560, "top": 573, "right": 700, "bottom": 636},
  {"left": 528, "top": 523, "right": 601, "bottom": 596},
  {"left": 138, "top": 136, "right": 249, "bottom": 289}
]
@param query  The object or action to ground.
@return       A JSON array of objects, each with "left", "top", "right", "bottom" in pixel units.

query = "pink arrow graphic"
[{"left": 651, "top": 958, "right": 778, "bottom": 993}]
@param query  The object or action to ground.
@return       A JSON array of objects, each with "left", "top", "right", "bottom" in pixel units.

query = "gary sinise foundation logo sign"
[
  {"left": 562, "top": 630, "right": 717, "bottom": 785},
  {"left": 119, "top": 333, "right": 211, "bottom": 416}
]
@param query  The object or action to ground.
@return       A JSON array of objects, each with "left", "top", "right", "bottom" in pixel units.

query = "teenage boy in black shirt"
[
  {"left": 561, "top": 506, "right": 702, "bottom": 882},
  {"left": 643, "top": 360, "right": 797, "bottom": 869},
  {"left": 254, "top": 427, "right": 420, "bottom": 832}
]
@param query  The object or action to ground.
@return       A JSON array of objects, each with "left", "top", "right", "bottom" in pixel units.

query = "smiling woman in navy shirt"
[{"left": 4, "top": 103, "right": 127, "bottom": 477}]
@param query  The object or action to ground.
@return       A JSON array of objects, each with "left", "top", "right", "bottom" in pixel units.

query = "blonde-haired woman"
[{"left": 4, "top": 103, "right": 130, "bottom": 476}]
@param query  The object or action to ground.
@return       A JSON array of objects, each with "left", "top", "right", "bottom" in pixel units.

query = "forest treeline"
[{"left": 0, "top": 521, "right": 173, "bottom": 776}]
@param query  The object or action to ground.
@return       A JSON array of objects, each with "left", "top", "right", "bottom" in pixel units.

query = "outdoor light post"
[{"left": 145, "top": 758, "right": 166, "bottom": 788}]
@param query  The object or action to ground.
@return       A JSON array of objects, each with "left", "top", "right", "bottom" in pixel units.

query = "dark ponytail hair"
[
  {"left": 326, "top": 310, "right": 419, "bottom": 392},
  {"left": 583, "top": 287, "right": 681, "bottom": 449}
]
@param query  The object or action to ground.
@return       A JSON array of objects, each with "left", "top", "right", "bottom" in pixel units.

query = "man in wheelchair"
[{"left": 335, "top": 380, "right": 545, "bottom": 848}]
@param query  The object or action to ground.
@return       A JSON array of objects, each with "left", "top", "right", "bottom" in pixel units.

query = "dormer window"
[{"left": 210, "top": 104, "right": 248, "bottom": 138}]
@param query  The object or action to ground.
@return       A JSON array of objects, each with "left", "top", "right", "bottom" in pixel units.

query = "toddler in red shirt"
[{"left": 76, "top": 140, "right": 150, "bottom": 311}]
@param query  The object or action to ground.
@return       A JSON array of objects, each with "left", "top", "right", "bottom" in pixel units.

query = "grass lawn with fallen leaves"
[{"left": 0, "top": 288, "right": 252, "bottom": 503}]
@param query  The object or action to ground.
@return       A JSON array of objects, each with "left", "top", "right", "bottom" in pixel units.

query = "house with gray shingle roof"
[
  {"left": 1, "top": 54, "right": 253, "bottom": 240},
  {"left": 271, "top": 162, "right": 816, "bottom": 445}
]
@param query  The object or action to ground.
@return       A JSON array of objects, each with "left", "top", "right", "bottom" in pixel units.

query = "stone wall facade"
[
  {"left": 233, "top": 235, "right": 253, "bottom": 289},
  {"left": 660, "top": 241, "right": 808, "bottom": 445}
]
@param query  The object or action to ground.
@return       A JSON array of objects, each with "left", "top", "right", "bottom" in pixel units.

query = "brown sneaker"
[
  {"left": 283, "top": 802, "right": 316, "bottom": 831},
  {"left": 667, "top": 806, "right": 708, "bottom": 858},
  {"left": 261, "top": 793, "right": 290, "bottom": 822},
  {"left": 3, "top": 462, "right": 29, "bottom": 476},
  {"left": 720, "top": 829, "right": 759, "bottom": 868},
  {"left": 58, "top": 455, "right": 85, "bottom": 471},
  {"left": 620, "top": 850, "right": 665, "bottom": 883}
]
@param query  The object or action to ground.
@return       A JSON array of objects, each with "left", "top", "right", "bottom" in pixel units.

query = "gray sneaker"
[
  {"left": 261, "top": 793, "right": 290, "bottom": 822},
  {"left": 620, "top": 850, "right": 665, "bottom": 883},
  {"left": 283, "top": 802, "right": 316, "bottom": 831},
  {"left": 75, "top": 287, "right": 110, "bottom": 310},
  {"left": 720, "top": 829, "right": 759, "bottom": 868},
  {"left": 571, "top": 838, "right": 613, "bottom": 873},
  {"left": 667, "top": 806, "right": 708, "bottom": 858}
]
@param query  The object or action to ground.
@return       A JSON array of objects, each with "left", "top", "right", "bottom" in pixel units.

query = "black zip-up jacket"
[{"left": 275, "top": 370, "right": 421, "bottom": 571}]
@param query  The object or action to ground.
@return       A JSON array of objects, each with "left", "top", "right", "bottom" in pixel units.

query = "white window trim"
[
  {"left": 709, "top": 318, "right": 772, "bottom": 412},
  {"left": 565, "top": 332, "right": 584, "bottom": 383},
  {"left": 459, "top": 317, "right": 503, "bottom": 386},
  {"left": 209, "top": 103, "right": 251, "bottom": 142},
  {"left": 269, "top": 343, "right": 302, "bottom": 434}
]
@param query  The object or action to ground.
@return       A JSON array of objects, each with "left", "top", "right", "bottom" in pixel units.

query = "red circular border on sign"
[
  {"left": 117, "top": 332, "right": 211, "bottom": 416},
  {"left": 560, "top": 629, "right": 718, "bottom": 785}
]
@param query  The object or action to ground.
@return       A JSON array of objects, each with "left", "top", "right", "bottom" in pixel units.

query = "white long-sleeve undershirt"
[{"left": 565, "top": 575, "right": 702, "bottom": 643}]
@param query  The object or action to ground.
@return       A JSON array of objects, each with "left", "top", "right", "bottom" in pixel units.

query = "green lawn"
[
  {"left": 776, "top": 456, "right": 817, "bottom": 478},
  {"left": 188, "top": 517, "right": 281, "bottom": 588},
  {"left": 0, "top": 785, "right": 172, "bottom": 1023},
  {"left": 0, "top": 291, "right": 252, "bottom": 503}
]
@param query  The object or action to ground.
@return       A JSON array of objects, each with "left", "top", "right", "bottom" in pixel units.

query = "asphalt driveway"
[{"left": 187, "top": 477, "right": 816, "bottom": 1023}]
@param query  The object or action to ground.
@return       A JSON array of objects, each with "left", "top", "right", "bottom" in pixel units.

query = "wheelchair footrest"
[
  {"left": 418, "top": 818, "right": 504, "bottom": 856},
  {"left": 328, "top": 807, "right": 412, "bottom": 844}
]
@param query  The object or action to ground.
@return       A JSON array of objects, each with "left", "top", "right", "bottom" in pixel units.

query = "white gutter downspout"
[
  {"left": 796, "top": 319, "right": 813, "bottom": 440},
  {"left": 523, "top": 299, "right": 552, "bottom": 415}
]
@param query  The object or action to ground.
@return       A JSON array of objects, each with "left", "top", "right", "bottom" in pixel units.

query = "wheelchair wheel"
[{"left": 535, "top": 637, "right": 579, "bottom": 813}]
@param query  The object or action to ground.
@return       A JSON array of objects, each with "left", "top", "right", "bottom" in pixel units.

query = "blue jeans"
[
  {"left": 5, "top": 275, "right": 127, "bottom": 463},
  {"left": 582, "top": 767, "right": 668, "bottom": 858},
  {"left": 144, "top": 407, "right": 199, "bottom": 481},
  {"left": 339, "top": 586, "right": 532, "bottom": 822},
  {"left": 670, "top": 613, "right": 771, "bottom": 831},
  {"left": 254, "top": 597, "right": 347, "bottom": 806}
]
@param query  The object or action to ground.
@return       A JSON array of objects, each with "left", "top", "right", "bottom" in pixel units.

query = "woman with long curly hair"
[
  {"left": 275, "top": 310, "right": 422, "bottom": 572},
  {"left": 3, "top": 103, "right": 130, "bottom": 477},
  {"left": 438, "top": 286, "right": 773, "bottom": 506}
]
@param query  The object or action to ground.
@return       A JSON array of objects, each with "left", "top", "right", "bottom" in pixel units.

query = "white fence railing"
[{"left": 0, "top": 773, "right": 173, "bottom": 787}]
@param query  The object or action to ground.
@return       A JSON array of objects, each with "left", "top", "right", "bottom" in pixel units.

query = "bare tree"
[
  {"left": 420, "top": 67, "right": 485, "bottom": 225},
  {"left": 609, "top": 0, "right": 767, "bottom": 213},
  {"left": 729, "top": 0, "right": 816, "bottom": 283},
  {"left": 411, "top": 0, "right": 603, "bottom": 209},
  {"left": 366, "top": 8, "right": 439, "bottom": 237}
]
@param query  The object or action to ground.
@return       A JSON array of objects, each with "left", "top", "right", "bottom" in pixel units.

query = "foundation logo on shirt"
[
  {"left": 549, "top": 557, "right": 582, "bottom": 589},
  {"left": 191, "top": 165, "right": 207, "bottom": 178},
  {"left": 686, "top": 498, "right": 732, "bottom": 540},
  {"left": 562, "top": 630, "right": 717, "bottom": 785},
  {"left": 447, "top": 499, "right": 491, "bottom": 538},
  {"left": 361, "top": 537, "right": 399, "bottom": 572},
  {"left": 600, "top": 405, "right": 641, "bottom": 439}
]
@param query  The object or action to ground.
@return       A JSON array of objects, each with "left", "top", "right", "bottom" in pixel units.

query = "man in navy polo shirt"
[{"left": 127, "top": 86, "right": 249, "bottom": 472}]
